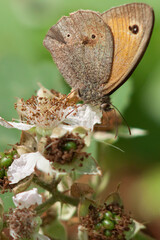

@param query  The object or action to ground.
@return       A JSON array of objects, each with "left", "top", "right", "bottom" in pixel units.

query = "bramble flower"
[
  {"left": 43, "top": 132, "right": 101, "bottom": 175},
  {"left": 2, "top": 86, "right": 102, "bottom": 184},
  {"left": 9, "top": 188, "right": 50, "bottom": 240},
  {"left": 1, "top": 86, "right": 147, "bottom": 188},
  {"left": 0, "top": 85, "right": 102, "bottom": 134},
  {"left": 78, "top": 193, "right": 145, "bottom": 240},
  {"left": 7, "top": 143, "right": 101, "bottom": 184},
  {"left": 0, "top": 86, "right": 103, "bottom": 184}
]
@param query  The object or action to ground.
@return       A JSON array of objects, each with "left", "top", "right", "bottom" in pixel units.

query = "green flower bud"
[
  {"left": 103, "top": 211, "right": 113, "bottom": 220},
  {"left": 114, "top": 215, "right": 121, "bottom": 223},
  {"left": 0, "top": 168, "right": 5, "bottom": 179},
  {"left": 10, "top": 150, "right": 17, "bottom": 156},
  {"left": 0, "top": 155, "right": 12, "bottom": 168},
  {"left": 104, "top": 229, "right": 112, "bottom": 237},
  {"left": 95, "top": 223, "right": 103, "bottom": 231},
  {"left": 102, "top": 219, "right": 115, "bottom": 230},
  {"left": 62, "top": 141, "right": 77, "bottom": 151}
]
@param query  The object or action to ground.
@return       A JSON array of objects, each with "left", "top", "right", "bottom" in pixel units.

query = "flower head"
[
  {"left": 8, "top": 188, "right": 49, "bottom": 240},
  {"left": 0, "top": 86, "right": 102, "bottom": 134},
  {"left": 80, "top": 203, "right": 133, "bottom": 240},
  {"left": 15, "top": 91, "right": 76, "bottom": 129},
  {"left": 9, "top": 207, "right": 37, "bottom": 240}
]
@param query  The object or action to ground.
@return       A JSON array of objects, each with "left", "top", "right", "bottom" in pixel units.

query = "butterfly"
[{"left": 43, "top": 3, "right": 154, "bottom": 111}]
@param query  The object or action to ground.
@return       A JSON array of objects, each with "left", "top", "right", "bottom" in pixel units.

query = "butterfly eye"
[
  {"left": 91, "top": 34, "right": 96, "bottom": 39},
  {"left": 67, "top": 34, "right": 70, "bottom": 37},
  {"left": 129, "top": 25, "right": 139, "bottom": 34}
]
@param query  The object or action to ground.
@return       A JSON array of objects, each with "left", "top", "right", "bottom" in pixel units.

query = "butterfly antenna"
[
  {"left": 110, "top": 103, "right": 131, "bottom": 135},
  {"left": 112, "top": 107, "right": 119, "bottom": 138},
  {"left": 99, "top": 140, "right": 124, "bottom": 153}
]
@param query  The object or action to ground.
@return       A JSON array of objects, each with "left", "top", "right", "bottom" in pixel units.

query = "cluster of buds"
[{"left": 80, "top": 203, "right": 134, "bottom": 240}]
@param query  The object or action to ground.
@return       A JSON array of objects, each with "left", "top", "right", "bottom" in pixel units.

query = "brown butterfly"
[{"left": 43, "top": 3, "right": 154, "bottom": 111}]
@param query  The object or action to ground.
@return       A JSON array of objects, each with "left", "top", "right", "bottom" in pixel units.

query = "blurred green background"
[{"left": 0, "top": 0, "right": 160, "bottom": 238}]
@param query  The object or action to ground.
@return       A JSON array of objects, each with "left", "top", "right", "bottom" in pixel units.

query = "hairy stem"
[
  {"left": 33, "top": 175, "right": 58, "bottom": 193},
  {"left": 33, "top": 175, "right": 79, "bottom": 215},
  {"left": 36, "top": 191, "right": 79, "bottom": 215}
]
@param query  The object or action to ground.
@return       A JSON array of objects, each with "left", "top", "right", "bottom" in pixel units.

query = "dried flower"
[
  {"left": 0, "top": 86, "right": 102, "bottom": 137},
  {"left": 9, "top": 207, "right": 37, "bottom": 240},
  {"left": 15, "top": 94, "right": 76, "bottom": 129},
  {"left": 80, "top": 203, "right": 133, "bottom": 240},
  {"left": 44, "top": 132, "right": 86, "bottom": 165},
  {"left": 8, "top": 188, "right": 49, "bottom": 240}
]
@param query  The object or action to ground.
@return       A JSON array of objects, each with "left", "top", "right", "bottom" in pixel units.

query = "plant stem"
[
  {"left": 33, "top": 175, "right": 58, "bottom": 193},
  {"left": 36, "top": 190, "right": 79, "bottom": 215},
  {"left": 33, "top": 175, "right": 79, "bottom": 215}
]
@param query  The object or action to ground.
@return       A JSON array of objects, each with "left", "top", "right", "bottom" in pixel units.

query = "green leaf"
[
  {"left": 43, "top": 219, "right": 67, "bottom": 240},
  {"left": 0, "top": 192, "right": 14, "bottom": 212},
  {"left": 125, "top": 220, "right": 145, "bottom": 240},
  {"left": 79, "top": 199, "right": 92, "bottom": 217},
  {"left": 52, "top": 155, "right": 101, "bottom": 176},
  {"left": 105, "top": 191, "right": 123, "bottom": 207}
]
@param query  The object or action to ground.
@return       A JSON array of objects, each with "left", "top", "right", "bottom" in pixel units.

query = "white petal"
[
  {"left": 93, "top": 131, "right": 115, "bottom": 141},
  {"left": 7, "top": 152, "right": 38, "bottom": 184},
  {"left": 13, "top": 188, "right": 42, "bottom": 208},
  {"left": 8, "top": 122, "right": 35, "bottom": 130},
  {"left": 37, "top": 83, "right": 54, "bottom": 98},
  {"left": 130, "top": 128, "right": 148, "bottom": 137},
  {"left": 36, "top": 153, "right": 53, "bottom": 176},
  {"left": 0, "top": 116, "right": 34, "bottom": 130},
  {"left": 50, "top": 125, "right": 91, "bottom": 146},
  {"left": 7, "top": 152, "right": 53, "bottom": 184},
  {"left": 133, "top": 220, "right": 145, "bottom": 235},
  {"left": 119, "top": 127, "right": 148, "bottom": 138},
  {"left": 50, "top": 126, "right": 68, "bottom": 138},
  {"left": 64, "top": 105, "right": 102, "bottom": 130},
  {"left": 0, "top": 117, "right": 13, "bottom": 128}
]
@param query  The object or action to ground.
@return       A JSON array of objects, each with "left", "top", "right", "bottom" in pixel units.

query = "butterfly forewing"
[
  {"left": 101, "top": 3, "right": 154, "bottom": 95},
  {"left": 43, "top": 10, "right": 114, "bottom": 91}
]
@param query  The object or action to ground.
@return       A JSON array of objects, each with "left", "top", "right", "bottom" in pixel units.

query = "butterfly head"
[{"left": 78, "top": 86, "right": 111, "bottom": 112}]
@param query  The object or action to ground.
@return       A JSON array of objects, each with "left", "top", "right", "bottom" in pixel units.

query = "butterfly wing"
[
  {"left": 43, "top": 10, "right": 114, "bottom": 91},
  {"left": 101, "top": 3, "right": 154, "bottom": 95}
]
